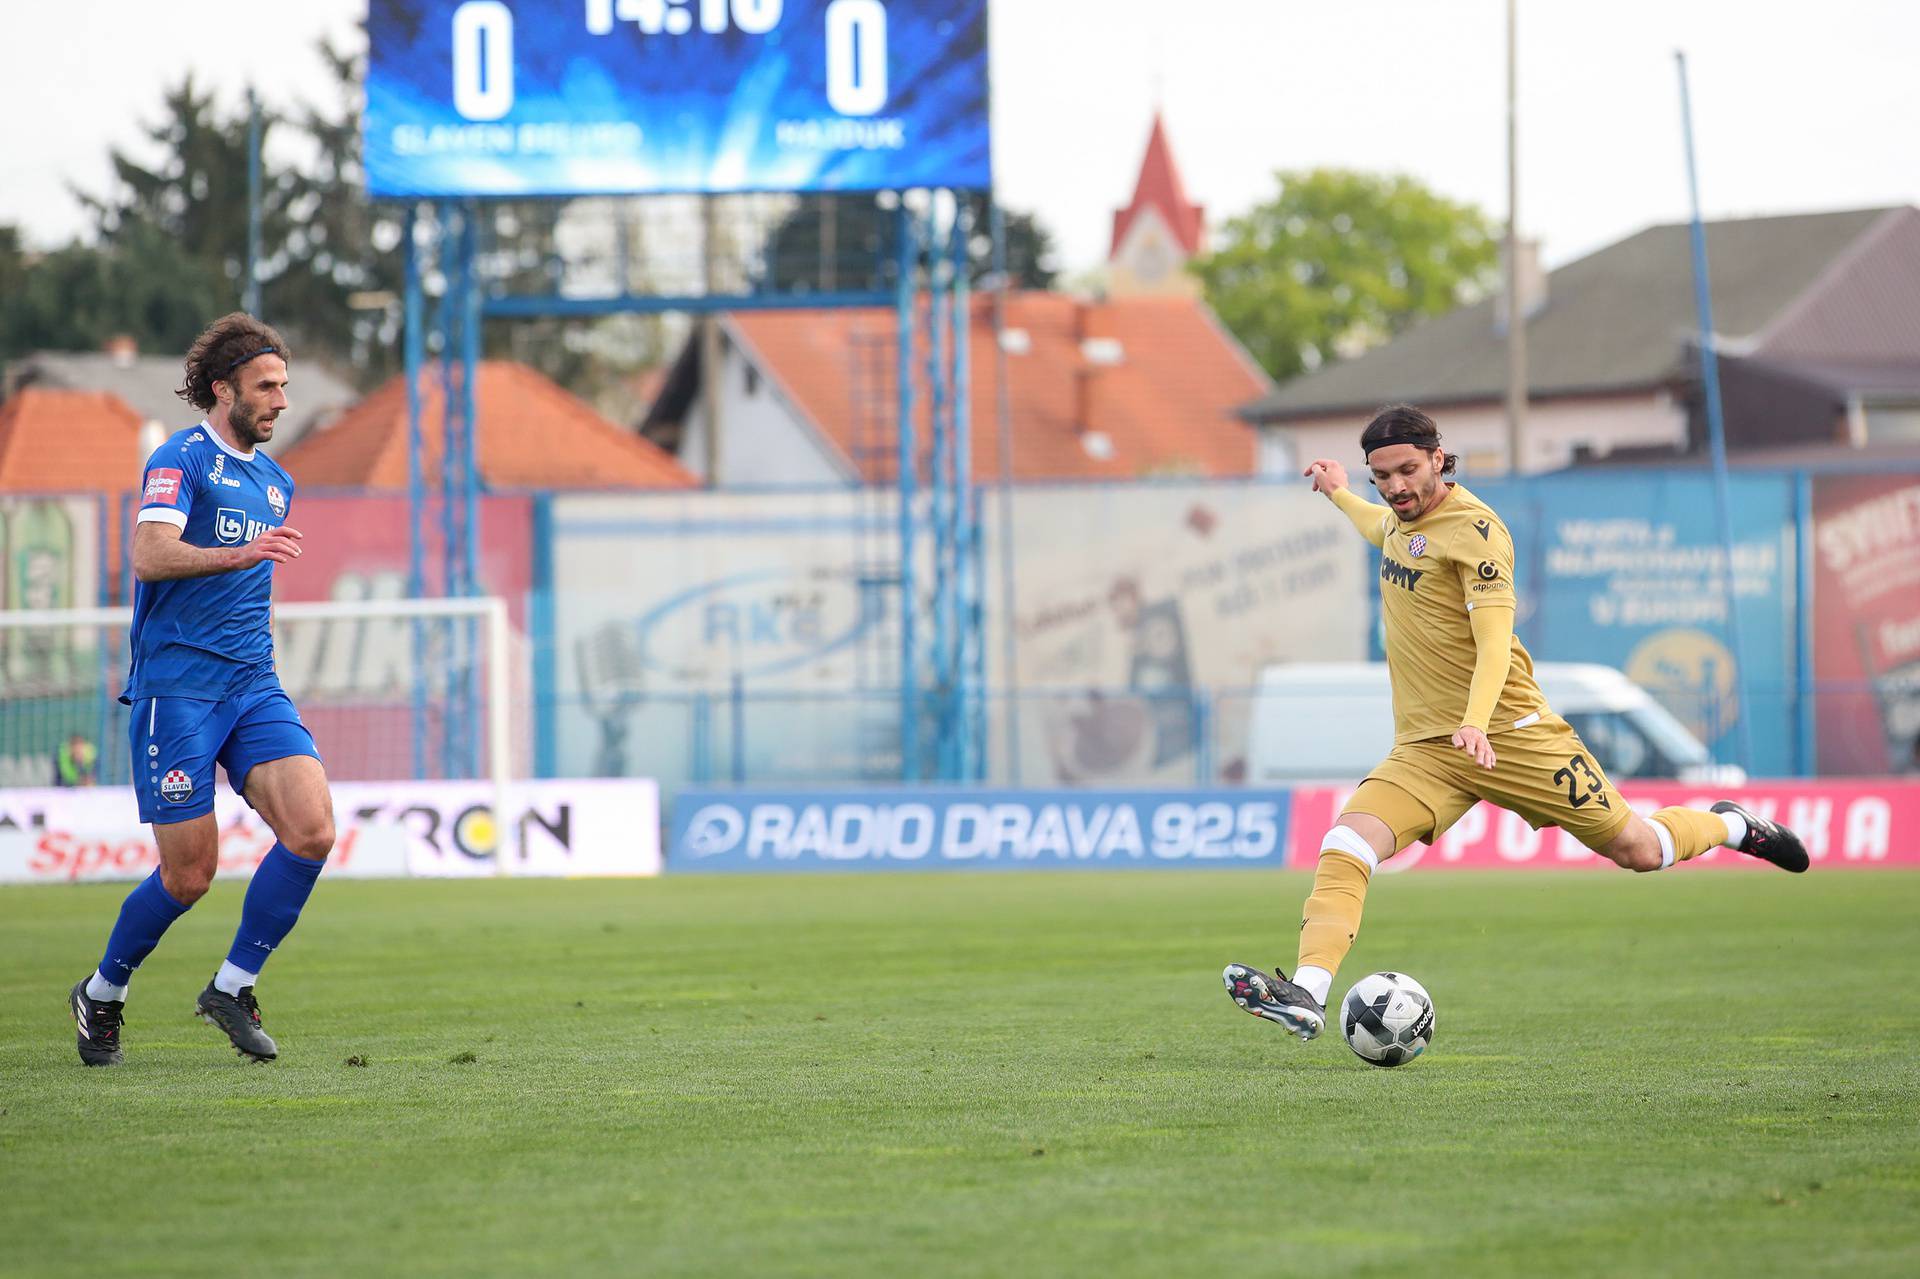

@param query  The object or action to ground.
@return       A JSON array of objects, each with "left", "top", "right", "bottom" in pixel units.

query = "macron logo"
[{"left": 1380, "top": 557, "right": 1426, "bottom": 592}]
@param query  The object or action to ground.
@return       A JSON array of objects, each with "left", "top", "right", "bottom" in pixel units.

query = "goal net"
[{"left": 0, "top": 596, "right": 516, "bottom": 806}]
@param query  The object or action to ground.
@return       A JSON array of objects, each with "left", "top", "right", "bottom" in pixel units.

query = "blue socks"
[
  {"left": 96, "top": 870, "right": 192, "bottom": 990},
  {"left": 222, "top": 842, "right": 325, "bottom": 983}
]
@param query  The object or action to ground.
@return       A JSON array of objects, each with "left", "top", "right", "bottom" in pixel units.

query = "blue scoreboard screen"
[{"left": 364, "top": 0, "right": 991, "bottom": 198}]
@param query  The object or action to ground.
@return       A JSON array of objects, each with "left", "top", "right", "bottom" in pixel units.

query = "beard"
[{"left": 230, "top": 398, "right": 274, "bottom": 444}]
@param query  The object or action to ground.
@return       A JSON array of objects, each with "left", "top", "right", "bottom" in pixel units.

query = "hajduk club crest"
[{"left": 1408, "top": 534, "right": 1427, "bottom": 557}]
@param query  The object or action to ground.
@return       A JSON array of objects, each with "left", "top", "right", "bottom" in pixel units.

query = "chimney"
[
  {"left": 1494, "top": 239, "right": 1547, "bottom": 332},
  {"left": 1072, "top": 300, "right": 1123, "bottom": 460},
  {"left": 103, "top": 334, "right": 139, "bottom": 367}
]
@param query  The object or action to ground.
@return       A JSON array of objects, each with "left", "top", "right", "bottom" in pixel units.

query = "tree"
[
  {"left": 272, "top": 39, "right": 408, "bottom": 381},
  {"left": 77, "top": 76, "right": 281, "bottom": 337},
  {"left": 1192, "top": 169, "right": 1500, "bottom": 383},
  {"left": 758, "top": 193, "right": 1058, "bottom": 294}
]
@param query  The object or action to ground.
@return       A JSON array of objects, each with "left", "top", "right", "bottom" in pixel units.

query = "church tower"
[{"left": 1108, "top": 112, "right": 1205, "bottom": 298}]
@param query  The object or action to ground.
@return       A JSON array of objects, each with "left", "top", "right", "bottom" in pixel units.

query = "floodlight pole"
[
  {"left": 1676, "top": 51, "right": 1756, "bottom": 774},
  {"left": 1503, "top": 0, "right": 1527, "bottom": 473},
  {"left": 244, "top": 88, "right": 262, "bottom": 318}
]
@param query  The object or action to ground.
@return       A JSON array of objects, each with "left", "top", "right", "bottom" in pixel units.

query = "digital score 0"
[{"left": 364, "top": 0, "right": 991, "bottom": 198}]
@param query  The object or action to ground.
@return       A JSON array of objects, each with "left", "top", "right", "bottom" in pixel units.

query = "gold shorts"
[{"left": 1342, "top": 713, "right": 1633, "bottom": 854}]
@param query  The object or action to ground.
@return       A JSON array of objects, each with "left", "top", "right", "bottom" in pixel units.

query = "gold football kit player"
[
  {"left": 1274, "top": 480, "right": 1783, "bottom": 1009},
  {"left": 1335, "top": 482, "right": 1631, "bottom": 853},
  {"left": 1224, "top": 412, "right": 1807, "bottom": 1045}
]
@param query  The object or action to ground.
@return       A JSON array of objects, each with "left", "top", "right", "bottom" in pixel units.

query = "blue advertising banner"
[
  {"left": 1472, "top": 473, "right": 1796, "bottom": 776},
  {"left": 670, "top": 789, "right": 1292, "bottom": 872},
  {"left": 365, "top": 0, "right": 991, "bottom": 197}
]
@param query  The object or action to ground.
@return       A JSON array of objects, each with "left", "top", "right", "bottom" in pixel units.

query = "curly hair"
[
  {"left": 1360, "top": 403, "right": 1457, "bottom": 475},
  {"left": 176, "top": 313, "right": 290, "bottom": 412}
]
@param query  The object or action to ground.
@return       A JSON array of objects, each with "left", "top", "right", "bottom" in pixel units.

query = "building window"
[
  {"left": 1866, "top": 407, "right": 1920, "bottom": 444},
  {"left": 1257, "top": 431, "right": 1294, "bottom": 478}
]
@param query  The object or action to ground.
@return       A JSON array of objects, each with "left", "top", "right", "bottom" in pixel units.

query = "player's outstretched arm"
[
  {"left": 132, "top": 521, "right": 302, "bottom": 583},
  {"left": 1304, "top": 459, "right": 1389, "bottom": 548},
  {"left": 1452, "top": 603, "right": 1517, "bottom": 769}
]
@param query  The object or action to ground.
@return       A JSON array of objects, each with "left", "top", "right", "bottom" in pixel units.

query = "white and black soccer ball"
[{"left": 1340, "top": 972, "right": 1435, "bottom": 1068}]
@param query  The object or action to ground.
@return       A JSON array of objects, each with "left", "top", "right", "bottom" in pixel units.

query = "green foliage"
[
  {"left": 759, "top": 193, "right": 1058, "bottom": 294},
  {"left": 269, "top": 39, "right": 409, "bottom": 383},
  {"left": 0, "top": 76, "right": 289, "bottom": 365},
  {"left": 3, "top": 871, "right": 1916, "bottom": 1275},
  {"left": 1194, "top": 169, "right": 1500, "bottom": 382},
  {"left": 2, "top": 51, "right": 1060, "bottom": 415}
]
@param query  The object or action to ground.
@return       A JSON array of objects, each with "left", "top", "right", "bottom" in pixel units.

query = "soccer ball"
[{"left": 1340, "top": 972, "right": 1435, "bottom": 1068}]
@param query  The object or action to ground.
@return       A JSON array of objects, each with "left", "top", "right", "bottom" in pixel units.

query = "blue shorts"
[{"left": 129, "top": 684, "right": 321, "bottom": 824}]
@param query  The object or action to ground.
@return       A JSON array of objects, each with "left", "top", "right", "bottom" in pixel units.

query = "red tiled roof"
[
  {"left": 0, "top": 388, "right": 144, "bottom": 491},
  {"left": 279, "top": 361, "right": 696, "bottom": 489},
  {"left": 1111, "top": 113, "right": 1205, "bottom": 259},
  {"left": 727, "top": 291, "right": 1268, "bottom": 482}
]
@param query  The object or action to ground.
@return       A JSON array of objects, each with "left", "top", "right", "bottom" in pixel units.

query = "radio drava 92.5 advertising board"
[{"left": 365, "top": 0, "right": 991, "bottom": 197}]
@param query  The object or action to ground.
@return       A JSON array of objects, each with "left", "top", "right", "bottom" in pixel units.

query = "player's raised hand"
[
  {"left": 1303, "top": 459, "right": 1349, "bottom": 495},
  {"left": 1451, "top": 725, "right": 1496, "bottom": 770},
  {"left": 242, "top": 526, "right": 303, "bottom": 567}
]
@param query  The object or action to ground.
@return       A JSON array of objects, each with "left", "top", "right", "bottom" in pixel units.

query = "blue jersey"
[{"left": 122, "top": 423, "right": 296, "bottom": 704}]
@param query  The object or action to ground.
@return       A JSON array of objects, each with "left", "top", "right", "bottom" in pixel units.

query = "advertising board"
[
  {"left": 0, "top": 778, "right": 661, "bottom": 883},
  {"left": 670, "top": 787, "right": 1292, "bottom": 871}
]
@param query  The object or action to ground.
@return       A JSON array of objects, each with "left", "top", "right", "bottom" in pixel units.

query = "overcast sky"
[{"left": 5, "top": 1, "right": 1916, "bottom": 273}]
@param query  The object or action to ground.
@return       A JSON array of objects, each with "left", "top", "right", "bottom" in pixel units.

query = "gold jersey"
[{"left": 1364, "top": 483, "right": 1551, "bottom": 743}]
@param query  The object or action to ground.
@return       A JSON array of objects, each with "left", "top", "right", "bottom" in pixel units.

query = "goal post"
[{"left": 0, "top": 595, "right": 517, "bottom": 872}]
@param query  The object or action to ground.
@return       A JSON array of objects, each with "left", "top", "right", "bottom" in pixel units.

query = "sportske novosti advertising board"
[{"left": 0, "top": 779, "right": 661, "bottom": 884}]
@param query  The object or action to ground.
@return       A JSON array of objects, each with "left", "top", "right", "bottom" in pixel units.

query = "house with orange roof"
[
  {"left": 646, "top": 293, "right": 1268, "bottom": 486},
  {"left": 0, "top": 388, "right": 150, "bottom": 609},
  {"left": 643, "top": 115, "right": 1268, "bottom": 486},
  {"left": 280, "top": 360, "right": 695, "bottom": 490},
  {"left": 0, "top": 387, "right": 146, "bottom": 493}
]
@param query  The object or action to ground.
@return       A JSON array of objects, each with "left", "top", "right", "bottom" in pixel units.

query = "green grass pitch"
[{"left": 3, "top": 869, "right": 1918, "bottom": 1277}]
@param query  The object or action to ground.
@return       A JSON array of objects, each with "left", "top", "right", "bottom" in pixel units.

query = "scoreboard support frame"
[{"left": 396, "top": 193, "right": 992, "bottom": 783}]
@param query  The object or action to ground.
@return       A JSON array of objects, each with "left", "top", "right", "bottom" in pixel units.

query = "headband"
[
  {"left": 1364, "top": 433, "right": 1441, "bottom": 456},
  {"left": 221, "top": 346, "right": 277, "bottom": 380}
]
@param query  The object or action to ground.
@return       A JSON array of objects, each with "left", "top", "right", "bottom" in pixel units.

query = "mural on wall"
[
  {"left": 1003, "top": 484, "right": 1365, "bottom": 785},
  {"left": 546, "top": 484, "right": 1368, "bottom": 787},
  {"left": 549, "top": 491, "right": 893, "bottom": 785},
  {"left": 1813, "top": 475, "right": 1920, "bottom": 776},
  {"left": 1473, "top": 473, "right": 1797, "bottom": 777},
  {"left": 0, "top": 497, "right": 104, "bottom": 787}
]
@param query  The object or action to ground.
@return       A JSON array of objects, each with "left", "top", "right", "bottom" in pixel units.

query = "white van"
[{"left": 1244, "top": 661, "right": 1744, "bottom": 785}]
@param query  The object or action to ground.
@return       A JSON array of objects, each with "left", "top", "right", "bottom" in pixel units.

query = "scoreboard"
[{"left": 364, "top": 0, "right": 991, "bottom": 198}]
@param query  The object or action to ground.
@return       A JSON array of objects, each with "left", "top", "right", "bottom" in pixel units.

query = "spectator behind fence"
[{"left": 55, "top": 733, "right": 98, "bottom": 787}]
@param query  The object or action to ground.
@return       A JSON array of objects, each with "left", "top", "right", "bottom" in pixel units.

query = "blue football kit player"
[{"left": 70, "top": 314, "right": 336, "bottom": 1065}]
